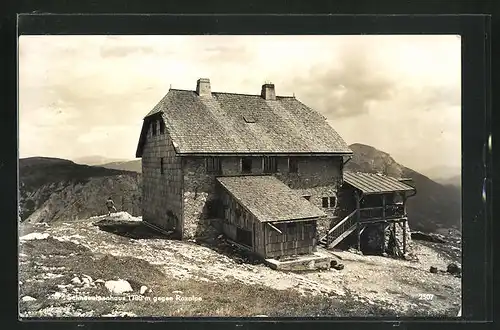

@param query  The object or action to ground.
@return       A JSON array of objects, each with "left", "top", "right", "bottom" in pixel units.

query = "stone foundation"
[
  {"left": 361, "top": 221, "right": 413, "bottom": 257},
  {"left": 264, "top": 252, "right": 331, "bottom": 271}
]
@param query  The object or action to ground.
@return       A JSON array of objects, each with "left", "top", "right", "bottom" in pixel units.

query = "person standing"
[{"left": 106, "top": 197, "right": 117, "bottom": 216}]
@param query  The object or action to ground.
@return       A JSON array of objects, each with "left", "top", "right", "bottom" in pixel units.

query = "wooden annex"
[{"left": 217, "top": 176, "right": 326, "bottom": 259}]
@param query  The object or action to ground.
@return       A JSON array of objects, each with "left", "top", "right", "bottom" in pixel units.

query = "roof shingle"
[
  {"left": 138, "top": 89, "right": 352, "bottom": 155},
  {"left": 343, "top": 171, "right": 416, "bottom": 194},
  {"left": 216, "top": 175, "right": 327, "bottom": 222}
]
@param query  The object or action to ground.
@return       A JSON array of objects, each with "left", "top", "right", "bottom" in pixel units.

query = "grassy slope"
[
  {"left": 18, "top": 216, "right": 461, "bottom": 318},
  {"left": 20, "top": 237, "right": 399, "bottom": 318}
]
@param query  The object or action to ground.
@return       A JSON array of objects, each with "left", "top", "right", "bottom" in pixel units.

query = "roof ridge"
[{"left": 169, "top": 89, "right": 295, "bottom": 98}]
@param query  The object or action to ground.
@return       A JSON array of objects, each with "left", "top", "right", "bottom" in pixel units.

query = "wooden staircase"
[{"left": 319, "top": 210, "right": 359, "bottom": 248}]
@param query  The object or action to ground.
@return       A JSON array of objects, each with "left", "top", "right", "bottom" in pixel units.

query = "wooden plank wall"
[
  {"left": 264, "top": 221, "right": 316, "bottom": 258},
  {"left": 219, "top": 189, "right": 318, "bottom": 259}
]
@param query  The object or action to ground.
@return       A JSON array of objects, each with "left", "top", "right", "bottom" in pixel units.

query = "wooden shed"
[{"left": 216, "top": 175, "right": 327, "bottom": 259}]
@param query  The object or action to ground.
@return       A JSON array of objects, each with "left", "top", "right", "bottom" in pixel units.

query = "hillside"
[
  {"left": 346, "top": 144, "right": 461, "bottom": 233},
  {"left": 19, "top": 157, "right": 142, "bottom": 223},
  {"left": 435, "top": 175, "right": 461, "bottom": 188}
]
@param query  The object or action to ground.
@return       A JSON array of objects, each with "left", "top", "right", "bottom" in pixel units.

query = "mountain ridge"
[
  {"left": 19, "top": 157, "right": 142, "bottom": 222},
  {"left": 346, "top": 143, "right": 461, "bottom": 232},
  {"left": 19, "top": 144, "right": 461, "bottom": 233}
]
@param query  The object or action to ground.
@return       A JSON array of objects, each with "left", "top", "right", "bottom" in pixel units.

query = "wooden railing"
[
  {"left": 324, "top": 209, "right": 357, "bottom": 246},
  {"left": 359, "top": 204, "right": 405, "bottom": 221},
  {"left": 319, "top": 204, "right": 406, "bottom": 247}
]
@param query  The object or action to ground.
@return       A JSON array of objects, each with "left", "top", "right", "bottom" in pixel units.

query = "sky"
[{"left": 18, "top": 35, "right": 461, "bottom": 174}]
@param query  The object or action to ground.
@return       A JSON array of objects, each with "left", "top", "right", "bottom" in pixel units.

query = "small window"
[
  {"left": 160, "top": 158, "right": 164, "bottom": 174},
  {"left": 289, "top": 157, "right": 298, "bottom": 173},
  {"left": 329, "top": 196, "right": 337, "bottom": 208},
  {"left": 206, "top": 157, "right": 221, "bottom": 174},
  {"left": 159, "top": 120, "right": 165, "bottom": 134},
  {"left": 152, "top": 121, "right": 157, "bottom": 136},
  {"left": 303, "top": 195, "right": 311, "bottom": 201},
  {"left": 263, "top": 156, "right": 277, "bottom": 173},
  {"left": 322, "top": 196, "right": 337, "bottom": 208},
  {"left": 241, "top": 157, "right": 252, "bottom": 174},
  {"left": 243, "top": 114, "right": 256, "bottom": 123},
  {"left": 322, "top": 197, "right": 329, "bottom": 208}
]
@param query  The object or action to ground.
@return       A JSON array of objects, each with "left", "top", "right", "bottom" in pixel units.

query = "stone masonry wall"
[
  {"left": 141, "top": 119, "right": 183, "bottom": 235},
  {"left": 361, "top": 220, "right": 413, "bottom": 257},
  {"left": 182, "top": 155, "right": 343, "bottom": 240}
]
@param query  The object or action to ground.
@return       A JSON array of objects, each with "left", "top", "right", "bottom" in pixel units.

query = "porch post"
[
  {"left": 355, "top": 191, "right": 361, "bottom": 251},
  {"left": 357, "top": 222, "right": 361, "bottom": 251},
  {"left": 403, "top": 219, "right": 407, "bottom": 255},
  {"left": 382, "top": 194, "right": 386, "bottom": 220},
  {"left": 403, "top": 194, "right": 408, "bottom": 217},
  {"left": 392, "top": 221, "right": 396, "bottom": 255}
]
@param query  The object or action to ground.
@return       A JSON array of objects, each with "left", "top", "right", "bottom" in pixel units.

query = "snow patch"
[
  {"left": 102, "top": 311, "right": 137, "bottom": 317},
  {"left": 21, "top": 296, "right": 36, "bottom": 302},
  {"left": 108, "top": 212, "right": 142, "bottom": 221},
  {"left": 20, "top": 232, "right": 49, "bottom": 241}
]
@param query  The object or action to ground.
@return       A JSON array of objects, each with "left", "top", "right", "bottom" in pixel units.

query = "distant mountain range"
[
  {"left": 418, "top": 165, "right": 461, "bottom": 188},
  {"left": 20, "top": 144, "right": 461, "bottom": 233},
  {"left": 72, "top": 155, "right": 131, "bottom": 166},
  {"left": 100, "top": 160, "right": 142, "bottom": 173}
]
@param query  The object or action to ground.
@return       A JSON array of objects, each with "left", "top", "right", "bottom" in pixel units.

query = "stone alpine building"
[{"left": 135, "top": 78, "right": 416, "bottom": 260}]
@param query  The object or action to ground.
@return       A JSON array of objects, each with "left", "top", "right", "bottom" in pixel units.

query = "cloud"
[
  {"left": 18, "top": 35, "right": 461, "bottom": 171},
  {"left": 99, "top": 44, "right": 156, "bottom": 58}
]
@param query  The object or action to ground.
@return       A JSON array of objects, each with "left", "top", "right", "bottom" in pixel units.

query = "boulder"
[
  {"left": 430, "top": 266, "right": 438, "bottom": 274},
  {"left": 333, "top": 263, "right": 345, "bottom": 270},
  {"left": 447, "top": 263, "right": 461, "bottom": 275},
  {"left": 330, "top": 259, "right": 338, "bottom": 267},
  {"left": 140, "top": 285, "right": 148, "bottom": 295},
  {"left": 105, "top": 279, "right": 133, "bottom": 295},
  {"left": 81, "top": 275, "right": 92, "bottom": 285},
  {"left": 71, "top": 276, "right": 82, "bottom": 285},
  {"left": 82, "top": 274, "right": 93, "bottom": 282}
]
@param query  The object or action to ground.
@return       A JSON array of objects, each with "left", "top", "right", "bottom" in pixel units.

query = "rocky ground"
[{"left": 18, "top": 212, "right": 461, "bottom": 318}]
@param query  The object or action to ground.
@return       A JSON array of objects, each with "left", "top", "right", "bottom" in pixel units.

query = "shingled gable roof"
[
  {"left": 343, "top": 171, "right": 416, "bottom": 195},
  {"left": 217, "top": 175, "right": 327, "bottom": 222},
  {"left": 136, "top": 86, "right": 352, "bottom": 157}
]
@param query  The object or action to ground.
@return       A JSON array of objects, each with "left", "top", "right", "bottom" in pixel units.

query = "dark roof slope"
[
  {"left": 217, "top": 176, "right": 327, "bottom": 222},
  {"left": 343, "top": 171, "right": 416, "bottom": 194},
  {"left": 136, "top": 89, "right": 352, "bottom": 156}
]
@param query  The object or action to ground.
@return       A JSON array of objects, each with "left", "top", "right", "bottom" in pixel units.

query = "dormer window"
[{"left": 243, "top": 114, "right": 256, "bottom": 123}]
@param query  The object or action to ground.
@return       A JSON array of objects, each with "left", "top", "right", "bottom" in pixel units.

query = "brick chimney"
[
  {"left": 261, "top": 83, "right": 276, "bottom": 101},
  {"left": 196, "top": 78, "right": 211, "bottom": 97}
]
